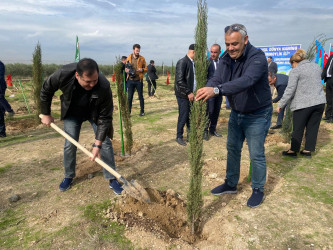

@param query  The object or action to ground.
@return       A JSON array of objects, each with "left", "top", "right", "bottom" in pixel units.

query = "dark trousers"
[
  {"left": 324, "top": 77, "right": 333, "bottom": 118},
  {"left": 276, "top": 106, "right": 285, "bottom": 126},
  {"left": 225, "top": 96, "right": 230, "bottom": 108},
  {"left": 147, "top": 79, "right": 156, "bottom": 96},
  {"left": 205, "top": 95, "right": 222, "bottom": 133},
  {"left": 0, "top": 94, "right": 13, "bottom": 113},
  {"left": 127, "top": 80, "right": 144, "bottom": 114},
  {"left": 0, "top": 105, "right": 5, "bottom": 136},
  {"left": 176, "top": 96, "right": 191, "bottom": 139},
  {"left": 291, "top": 104, "right": 325, "bottom": 152}
]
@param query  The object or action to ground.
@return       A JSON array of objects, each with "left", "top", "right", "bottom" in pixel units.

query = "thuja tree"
[
  {"left": 32, "top": 42, "right": 43, "bottom": 120},
  {"left": 171, "top": 60, "right": 174, "bottom": 80},
  {"left": 281, "top": 106, "right": 293, "bottom": 142},
  {"left": 114, "top": 60, "right": 133, "bottom": 154},
  {"left": 186, "top": 0, "right": 208, "bottom": 235}
]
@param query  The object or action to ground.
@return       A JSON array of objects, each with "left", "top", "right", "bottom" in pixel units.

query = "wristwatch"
[
  {"left": 92, "top": 143, "right": 102, "bottom": 149},
  {"left": 213, "top": 87, "right": 219, "bottom": 95}
]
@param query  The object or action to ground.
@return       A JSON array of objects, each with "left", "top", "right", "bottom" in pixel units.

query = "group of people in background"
[{"left": 1, "top": 22, "right": 331, "bottom": 209}]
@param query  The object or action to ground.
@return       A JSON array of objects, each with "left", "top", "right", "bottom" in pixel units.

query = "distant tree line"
[{"left": 4, "top": 63, "right": 174, "bottom": 78}]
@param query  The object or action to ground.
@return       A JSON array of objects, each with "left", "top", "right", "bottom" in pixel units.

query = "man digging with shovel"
[{"left": 40, "top": 58, "right": 123, "bottom": 194}]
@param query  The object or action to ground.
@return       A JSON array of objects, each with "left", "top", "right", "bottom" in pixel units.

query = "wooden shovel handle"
[{"left": 39, "top": 114, "right": 122, "bottom": 180}]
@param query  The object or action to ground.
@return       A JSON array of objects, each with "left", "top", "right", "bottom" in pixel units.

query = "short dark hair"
[
  {"left": 268, "top": 56, "right": 273, "bottom": 59},
  {"left": 133, "top": 44, "right": 141, "bottom": 50},
  {"left": 189, "top": 44, "right": 196, "bottom": 50},
  {"left": 76, "top": 58, "right": 99, "bottom": 77},
  {"left": 211, "top": 43, "right": 221, "bottom": 52},
  {"left": 121, "top": 56, "right": 127, "bottom": 60},
  {"left": 150, "top": 60, "right": 154, "bottom": 64}
]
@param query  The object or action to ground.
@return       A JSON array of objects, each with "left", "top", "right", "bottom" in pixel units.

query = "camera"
[{"left": 125, "top": 63, "right": 136, "bottom": 78}]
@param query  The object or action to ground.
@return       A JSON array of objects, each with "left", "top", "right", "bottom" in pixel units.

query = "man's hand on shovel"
[
  {"left": 91, "top": 140, "right": 102, "bottom": 161},
  {"left": 41, "top": 115, "right": 54, "bottom": 127}
]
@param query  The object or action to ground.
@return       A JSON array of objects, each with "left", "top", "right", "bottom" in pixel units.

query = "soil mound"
[
  {"left": 105, "top": 188, "right": 204, "bottom": 244},
  {"left": 6, "top": 117, "right": 41, "bottom": 133}
]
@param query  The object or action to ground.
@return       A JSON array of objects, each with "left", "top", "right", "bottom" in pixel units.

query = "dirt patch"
[
  {"left": 105, "top": 188, "right": 204, "bottom": 244},
  {"left": 5, "top": 117, "right": 41, "bottom": 133}
]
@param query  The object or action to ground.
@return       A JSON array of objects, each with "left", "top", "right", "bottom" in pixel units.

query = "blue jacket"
[{"left": 207, "top": 42, "right": 272, "bottom": 113}]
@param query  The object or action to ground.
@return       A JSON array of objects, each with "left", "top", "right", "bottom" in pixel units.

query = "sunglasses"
[{"left": 224, "top": 25, "right": 247, "bottom": 35}]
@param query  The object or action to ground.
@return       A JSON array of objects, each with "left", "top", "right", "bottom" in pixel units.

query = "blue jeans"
[
  {"left": 226, "top": 105, "right": 272, "bottom": 192},
  {"left": 63, "top": 116, "right": 116, "bottom": 180}
]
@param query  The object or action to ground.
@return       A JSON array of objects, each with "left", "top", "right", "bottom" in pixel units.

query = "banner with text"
[{"left": 257, "top": 44, "right": 301, "bottom": 75}]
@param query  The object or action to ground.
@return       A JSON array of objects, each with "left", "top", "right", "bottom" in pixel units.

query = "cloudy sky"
[{"left": 1, "top": 0, "right": 333, "bottom": 65}]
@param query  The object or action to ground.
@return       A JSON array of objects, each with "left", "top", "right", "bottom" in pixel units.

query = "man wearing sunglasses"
[{"left": 196, "top": 24, "right": 272, "bottom": 208}]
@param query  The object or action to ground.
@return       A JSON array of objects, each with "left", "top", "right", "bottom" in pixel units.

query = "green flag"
[{"left": 74, "top": 36, "right": 80, "bottom": 62}]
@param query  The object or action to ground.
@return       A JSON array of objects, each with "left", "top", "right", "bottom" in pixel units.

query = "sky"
[{"left": 1, "top": 0, "right": 333, "bottom": 65}]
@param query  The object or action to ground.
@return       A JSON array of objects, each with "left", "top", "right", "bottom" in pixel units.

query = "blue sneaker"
[
  {"left": 247, "top": 188, "right": 265, "bottom": 208},
  {"left": 109, "top": 179, "right": 123, "bottom": 195},
  {"left": 59, "top": 178, "right": 73, "bottom": 192},
  {"left": 211, "top": 180, "right": 237, "bottom": 195}
]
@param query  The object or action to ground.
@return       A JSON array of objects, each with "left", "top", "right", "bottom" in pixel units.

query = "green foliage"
[
  {"left": 32, "top": 42, "right": 43, "bottom": 119},
  {"left": 83, "top": 200, "right": 133, "bottom": 249},
  {"left": 99, "top": 64, "right": 114, "bottom": 76},
  {"left": 114, "top": 60, "right": 133, "bottom": 154},
  {"left": 186, "top": 0, "right": 208, "bottom": 235},
  {"left": 0, "top": 163, "right": 13, "bottom": 174},
  {"left": 171, "top": 60, "right": 174, "bottom": 80},
  {"left": 4, "top": 64, "right": 116, "bottom": 78},
  {"left": 306, "top": 33, "right": 333, "bottom": 62}
]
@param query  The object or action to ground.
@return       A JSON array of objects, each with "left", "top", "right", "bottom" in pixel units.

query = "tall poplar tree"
[
  {"left": 32, "top": 42, "right": 43, "bottom": 120},
  {"left": 114, "top": 60, "right": 133, "bottom": 154},
  {"left": 186, "top": 0, "right": 208, "bottom": 234}
]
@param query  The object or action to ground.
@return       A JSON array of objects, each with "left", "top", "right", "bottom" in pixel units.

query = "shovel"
[
  {"left": 39, "top": 114, "right": 150, "bottom": 203},
  {"left": 147, "top": 74, "right": 159, "bottom": 99}
]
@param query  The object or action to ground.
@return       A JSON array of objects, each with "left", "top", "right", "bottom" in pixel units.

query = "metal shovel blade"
[{"left": 120, "top": 177, "right": 151, "bottom": 203}]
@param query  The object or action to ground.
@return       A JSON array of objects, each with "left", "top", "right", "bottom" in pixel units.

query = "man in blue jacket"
[{"left": 196, "top": 24, "right": 272, "bottom": 208}]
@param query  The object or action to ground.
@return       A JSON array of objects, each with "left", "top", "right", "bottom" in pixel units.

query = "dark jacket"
[
  {"left": 174, "top": 55, "right": 194, "bottom": 99},
  {"left": 207, "top": 42, "right": 272, "bottom": 113},
  {"left": 272, "top": 74, "right": 288, "bottom": 103},
  {"left": 268, "top": 61, "right": 278, "bottom": 74},
  {"left": 146, "top": 64, "right": 158, "bottom": 81},
  {"left": 40, "top": 63, "right": 114, "bottom": 141},
  {"left": 0, "top": 60, "right": 6, "bottom": 94},
  {"left": 207, "top": 57, "right": 218, "bottom": 81},
  {"left": 322, "top": 54, "right": 333, "bottom": 82}
]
